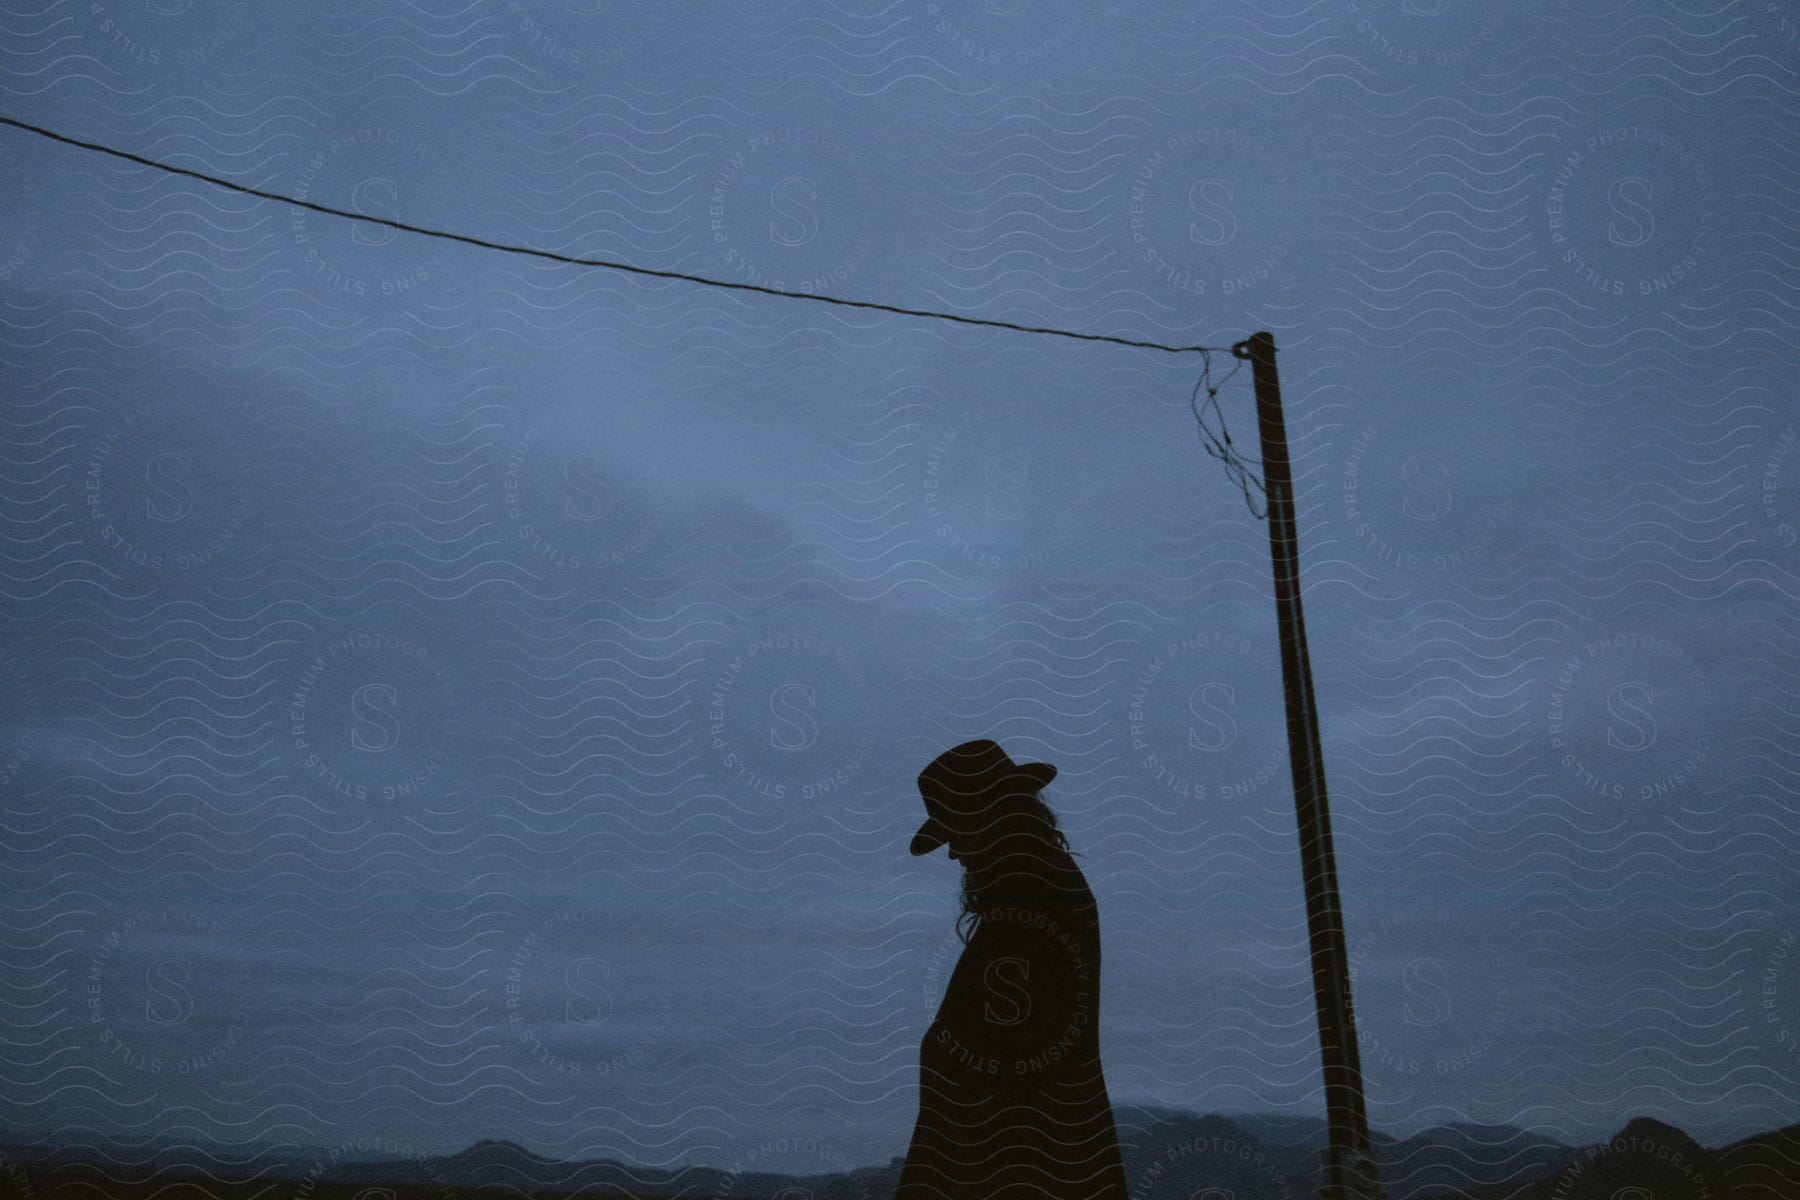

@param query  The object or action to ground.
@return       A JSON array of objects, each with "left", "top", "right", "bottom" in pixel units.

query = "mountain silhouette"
[
  {"left": 1377, "top": 1120, "right": 1578, "bottom": 1198},
  {"left": 3, "top": 1110, "right": 1796, "bottom": 1200},
  {"left": 1710, "top": 1120, "right": 1800, "bottom": 1200},
  {"left": 445, "top": 1137, "right": 556, "bottom": 1167},
  {"left": 1118, "top": 1109, "right": 1313, "bottom": 1200},
  {"left": 1448, "top": 1113, "right": 1800, "bottom": 1200}
]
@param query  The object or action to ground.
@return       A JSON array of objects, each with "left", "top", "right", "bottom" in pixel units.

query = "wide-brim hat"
[{"left": 910, "top": 738, "right": 1057, "bottom": 856}]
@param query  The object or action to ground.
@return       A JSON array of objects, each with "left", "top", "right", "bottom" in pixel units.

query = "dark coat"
[{"left": 896, "top": 846, "right": 1130, "bottom": 1200}]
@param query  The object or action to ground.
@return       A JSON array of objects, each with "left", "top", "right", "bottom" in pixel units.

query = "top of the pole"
[{"left": 1230, "top": 331, "right": 1275, "bottom": 360}]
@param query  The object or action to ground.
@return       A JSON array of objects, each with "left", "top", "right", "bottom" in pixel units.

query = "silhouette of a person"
[{"left": 896, "top": 739, "right": 1130, "bottom": 1200}]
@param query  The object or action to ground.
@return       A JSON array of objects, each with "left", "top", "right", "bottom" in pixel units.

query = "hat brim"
[{"left": 909, "top": 817, "right": 949, "bottom": 856}]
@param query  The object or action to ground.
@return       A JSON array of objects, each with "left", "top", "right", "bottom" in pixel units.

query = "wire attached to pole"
[
  {"left": 0, "top": 111, "right": 1270, "bottom": 521},
  {"left": 1192, "top": 348, "right": 1267, "bottom": 520},
  {"left": 0, "top": 114, "right": 1232, "bottom": 359}
]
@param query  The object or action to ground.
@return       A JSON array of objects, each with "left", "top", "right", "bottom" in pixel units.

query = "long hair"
[{"left": 954, "top": 785, "right": 1078, "bottom": 945}]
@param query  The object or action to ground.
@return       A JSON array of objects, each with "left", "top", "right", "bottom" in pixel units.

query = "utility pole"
[{"left": 1230, "top": 332, "right": 1387, "bottom": 1200}]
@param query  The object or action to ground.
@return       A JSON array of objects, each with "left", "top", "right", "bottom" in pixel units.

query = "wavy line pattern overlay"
[{"left": 0, "top": 0, "right": 1796, "bottom": 1195}]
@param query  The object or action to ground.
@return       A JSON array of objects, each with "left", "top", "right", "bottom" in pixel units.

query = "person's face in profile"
[
  {"left": 924, "top": 788, "right": 979, "bottom": 864},
  {"left": 935, "top": 787, "right": 1020, "bottom": 867},
  {"left": 933, "top": 797, "right": 970, "bottom": 863}
]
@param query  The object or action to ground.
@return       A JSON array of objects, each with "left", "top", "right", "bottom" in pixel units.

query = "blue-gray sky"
[{"left": 1, "top": 0, "right": 1797, "bottom": 1176}]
